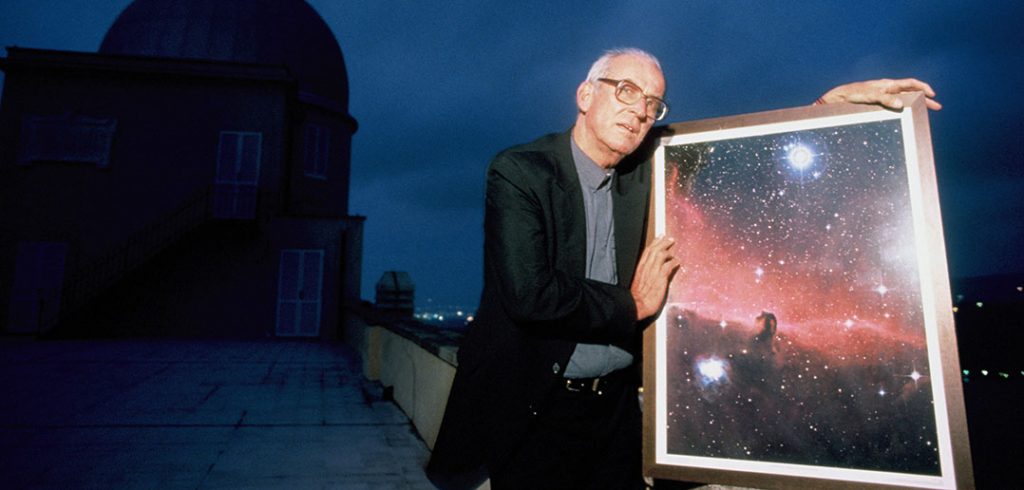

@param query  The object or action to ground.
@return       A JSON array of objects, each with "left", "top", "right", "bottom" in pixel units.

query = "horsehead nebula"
[{"left": 657, "top": 119, "right": 941, "bottom": 476}]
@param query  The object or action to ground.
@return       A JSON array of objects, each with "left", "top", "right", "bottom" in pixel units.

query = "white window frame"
[
  {"left": 214, "top": 131, "right": 262, "bottom": 219},
  {"left": 302, "top": 124, "right": 329, "bottom": 180},
  {"left": 18, "top": 113, "right": 117, "bottom": 167}
]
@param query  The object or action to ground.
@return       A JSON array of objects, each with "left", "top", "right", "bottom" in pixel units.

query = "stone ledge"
[
  {"left": 349, "top": 302, "right": 463, "bottom": 367},
  {"left": 342, "top": 302, "right": 461, "bottom": 451}
]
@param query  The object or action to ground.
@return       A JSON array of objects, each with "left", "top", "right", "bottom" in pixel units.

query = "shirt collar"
[{"left": 570, "top": 135, "right": 614, "bottom": 191}]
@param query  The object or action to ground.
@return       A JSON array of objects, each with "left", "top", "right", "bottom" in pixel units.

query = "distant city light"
[
  {"left": 961, "top": 369, "right": 1024, "bottom": 381},
  {"left": 976, "top": 302, "right": 984, "bottom": 308},
  {"left": 414, "top": 305, "right": 476, "bottom": 328}
]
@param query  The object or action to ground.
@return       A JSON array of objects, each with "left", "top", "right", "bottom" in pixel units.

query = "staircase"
[{"left": 56, "top": 185, "right": 215, "bottom": 330}]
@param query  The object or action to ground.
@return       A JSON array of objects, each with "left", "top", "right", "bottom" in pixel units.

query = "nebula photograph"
[{"left": 650, "top": 107, "right": 964, "bottom": 488}]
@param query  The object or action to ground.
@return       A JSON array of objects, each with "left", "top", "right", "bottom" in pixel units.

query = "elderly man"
[{"left": 428, "top": 48, "right": 938, "bottom": 489}]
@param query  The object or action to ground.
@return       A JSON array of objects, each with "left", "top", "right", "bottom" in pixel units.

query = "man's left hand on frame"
[{"left": 816, "top": 78, "right": 941, "bottom": 111}]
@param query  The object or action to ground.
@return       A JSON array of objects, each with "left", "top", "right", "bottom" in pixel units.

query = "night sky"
[
  {"left": 658, "top": 116, "right": 942, "bottom": 478},
  {"left": 2, "top": 0, "right": 1022, "bottom": 309}
]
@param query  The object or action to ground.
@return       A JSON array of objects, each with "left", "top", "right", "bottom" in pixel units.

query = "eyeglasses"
[{"left": 597, "top": 78, "right": 669, "bottom": 121}]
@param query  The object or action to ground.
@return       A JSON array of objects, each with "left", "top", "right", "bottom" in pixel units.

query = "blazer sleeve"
[{"left": 484, "top": 151, "right": 639, "bottom": 345}]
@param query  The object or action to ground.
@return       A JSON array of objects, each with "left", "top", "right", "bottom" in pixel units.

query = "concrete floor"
[{"left": 0, "top": 339, "right": 436, "bottom": 489}]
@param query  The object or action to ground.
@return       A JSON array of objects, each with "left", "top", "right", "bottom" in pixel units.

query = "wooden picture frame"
[{"left": 642, "top": 93, "right": 974, "bottom": 489}]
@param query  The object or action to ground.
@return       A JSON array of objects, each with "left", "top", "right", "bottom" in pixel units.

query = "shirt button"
[{"left": 552, "top": 363, "right": 560, "bottom": 374}]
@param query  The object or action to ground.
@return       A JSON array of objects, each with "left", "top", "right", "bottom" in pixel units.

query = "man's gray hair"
[{"left": 585, "top": 48, "right": 663, "bottom": 83}]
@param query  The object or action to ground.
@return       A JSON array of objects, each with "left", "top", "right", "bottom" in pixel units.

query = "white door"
[{"left": 275, "top": 249, "right": 324, "bottom": 337}]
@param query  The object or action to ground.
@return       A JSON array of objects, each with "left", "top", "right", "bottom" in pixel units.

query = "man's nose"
[{"left": 627, "top": 98, "right": 648, "bottom": 120}]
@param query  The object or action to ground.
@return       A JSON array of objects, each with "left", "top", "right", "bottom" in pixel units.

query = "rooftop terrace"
[
  {"left": 1, "top": 301, "right": 1017, "bottom": 489},
  {"left": 0, "top": 338, "right": 436, "bottom": 489}
]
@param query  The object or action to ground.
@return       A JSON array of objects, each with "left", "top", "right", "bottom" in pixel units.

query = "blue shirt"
[{"left": 564, "top": 137, "right": 634, "bottom": 378}]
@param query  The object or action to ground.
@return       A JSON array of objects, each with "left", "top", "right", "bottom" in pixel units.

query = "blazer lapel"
[
  {"left": 613, "top": 158, "right": 650, "bottom": 287},
  {"left": 552, "top": 131, "right": 587, "bottom": 278}
]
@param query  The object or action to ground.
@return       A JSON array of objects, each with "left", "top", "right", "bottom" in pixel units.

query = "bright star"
[
  {"left": 698, "top": 358, "right": 727, "bottom": 382},
  {"left": 902, "top": 365, "right": 926, "bottom": 388},
  {"left": 787, "top": 144, "right": 813, "bottom": 170}
]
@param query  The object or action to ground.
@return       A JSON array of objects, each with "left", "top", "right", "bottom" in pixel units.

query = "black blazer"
[{"left": 428, "top": 129, "right": 653, "bottom": 487}]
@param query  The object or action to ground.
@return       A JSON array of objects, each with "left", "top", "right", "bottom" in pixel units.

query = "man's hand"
[
  {"left": 631, "top": 236, "right": 680, "bottom": 321},
  {"left": 817, "top": 78, "right": 941, "bottom": 111}
]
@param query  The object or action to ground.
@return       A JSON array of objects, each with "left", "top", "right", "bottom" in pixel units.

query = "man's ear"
[{"left": 576, "top": 80, "right": 593, "bottom": 113}]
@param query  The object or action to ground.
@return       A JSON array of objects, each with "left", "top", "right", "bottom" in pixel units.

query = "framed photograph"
[{"left": 642, "top": 94, "right": 974, "bottom": 489}]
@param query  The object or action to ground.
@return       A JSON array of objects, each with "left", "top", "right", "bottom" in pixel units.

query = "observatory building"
[{"left": 0, "top": 0, "right": 363, "bottom": 338}]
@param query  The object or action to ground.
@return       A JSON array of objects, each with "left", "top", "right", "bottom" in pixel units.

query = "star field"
[{"left": 661, "top": 119, "right": 941, "bottom": 474}]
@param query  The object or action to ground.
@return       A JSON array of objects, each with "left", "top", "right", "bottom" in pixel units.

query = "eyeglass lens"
[{"left": 615, "top": 81, "right": 666, "bottom": 120}]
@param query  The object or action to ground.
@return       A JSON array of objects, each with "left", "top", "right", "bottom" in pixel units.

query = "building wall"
[
  {"left": 0, "top": 59, "right": 290, "bottom": 261},
  {"left": 0, "top": 50, "right": 362, "bottom": 337},
  {"left": 62, "top": 222, "right": 276, "bottom": 337},
  {"left": 342, "top": 216, "right": 365, "bottom": 304},
  {"left": 0, "top": 56, "right": 292, "bottom": 330},
  {"left": 267, "top": 216, "right": 363, "bottom": 339},
  {"left": 288, "top": 102, "right": 354, "bottom": 217},
  {"left": 61, "top": 216, "right": 362, "bottom": 339}
]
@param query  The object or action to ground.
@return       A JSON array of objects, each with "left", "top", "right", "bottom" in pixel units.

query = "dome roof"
[{"left": 99, "top": 0, "right": 349, "bottom": 110}]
